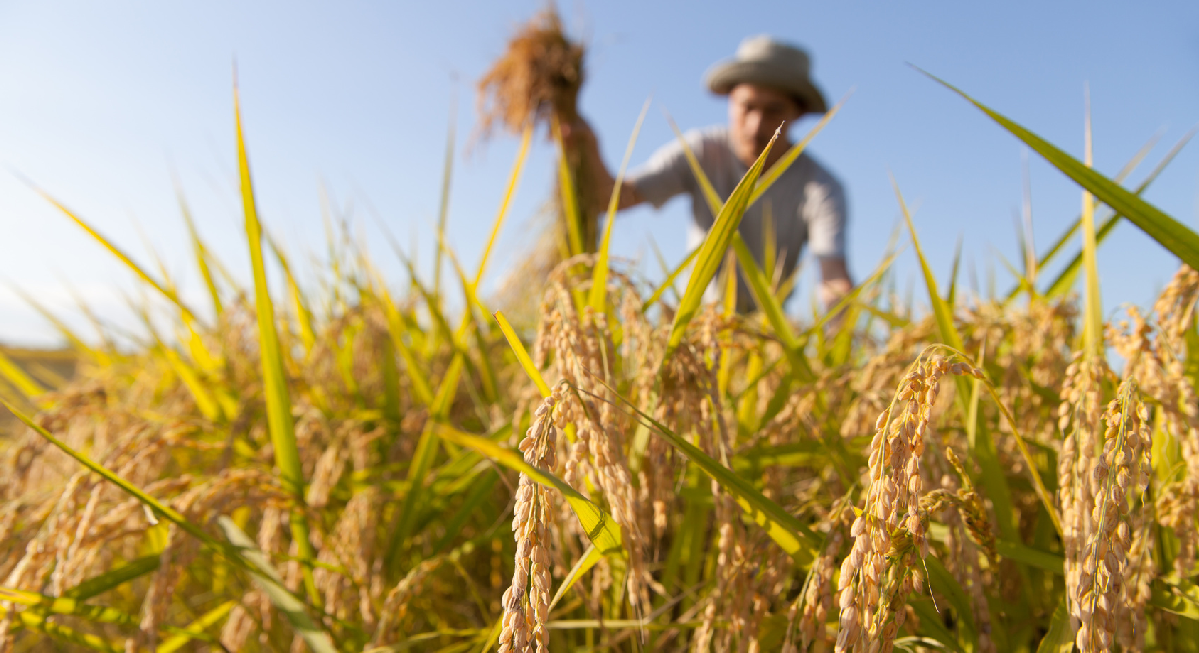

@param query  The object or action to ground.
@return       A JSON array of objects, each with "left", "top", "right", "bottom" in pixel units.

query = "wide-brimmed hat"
[{"left": 704, "top": 35, "right": 828, "bottom": 115}]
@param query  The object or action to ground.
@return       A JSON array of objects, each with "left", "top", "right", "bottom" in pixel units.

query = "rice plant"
[{"left": 1, "top": 65, "right": 1198, "bottom": 653}]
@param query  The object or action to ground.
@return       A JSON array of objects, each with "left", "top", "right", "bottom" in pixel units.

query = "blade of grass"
[
  {"left": 475, "top": 123, "right": 533, "bottom": 287},
  {"left": 1010, "top": 126, "right": 1194, "bottom": 302},
  {"left": 590, "top": 98, "right": 651, "bottom": 312},
  {"left": 643, "top": 245, "right": 700, "bottom": 312},
  {"left": 0, "top": 347, "right": 48, "bottom": 404},
  {"left": 11, "top": 611, "right": 125, "bottom": 652},
  {"left": 433, "top": 92, "right": 457, "bottom": 300},
  {"left": 217, "top": 517, "right": 338, "bottom": 653},
  {"left": 746, "top": 93, "right": 848, "bottom": 206},
  {"left": 548, "top": 545, "right": 603, "bottom": 612},
  {"left": 1081, "top": 88, "right": 1103, "bottom": 360},
  {"left": 435, "top": 425, "right": 623, "bottom": 555},
  {"left": 6, "top": 284, "right": 106, "bottom": 363},
  {"left": 663, "top": 128, "right": 779, "bottom": 364},
  {"left": 265, "top": 229, "right": 317, "bottom": 356},
  {"left": 234, "top": 80, "right": 318, "bottom": 604},
  {"left": 646, "top": 235, "right": 683, "bottom": 306},
  {"left": 174, "top": 180, "right": 224, "bottom": 319},
  {"left": 730, "top": 233, "right": 814, "bottom": 381},
  {"left": 1036, "top": 599, "right": 1077, "bottom": 653},
  {"left": 21, "top": 179, "right": 200, "bottom": 325},
  {"left": 586, "top": 379, "right": 818, "bottom": 565},
  {"left": 157, "top": 600, "right": 236, "bottom": 653},
  {"left": 62, "top": 555, "right": 160, "bottom": 601},
  {"left": 922, "top": 68, "right": 1199, "bottom": 270},
  {"left": 551, "top": 114, "right": 584, "bottom": 258},
  {"left": 894, "top": 182, "right": 1025, "bottom": 547},
  {"left": 495, "top": 311, "right": 551, "bottom": 398}
]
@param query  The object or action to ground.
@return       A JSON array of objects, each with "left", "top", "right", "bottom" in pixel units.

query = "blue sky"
[{"left": 1, "top": 1, "right": 1197, "bottom": 346}]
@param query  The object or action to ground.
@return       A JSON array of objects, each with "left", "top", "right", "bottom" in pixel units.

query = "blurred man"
[{"left": 567, "top": 35, "right": 852, "bottom": 316}]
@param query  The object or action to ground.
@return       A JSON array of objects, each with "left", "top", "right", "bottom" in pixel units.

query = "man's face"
[{"left": 727, "top": 83, "right": 803, "bottom": 166}]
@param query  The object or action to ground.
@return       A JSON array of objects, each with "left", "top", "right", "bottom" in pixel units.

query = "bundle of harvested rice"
[{"left": 477, "top": 7, "right": 600, "bottom": 316}]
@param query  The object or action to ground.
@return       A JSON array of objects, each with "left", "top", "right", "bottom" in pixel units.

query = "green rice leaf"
[
  {"left": 217, "top": 517, "right": 339, "bottom": 653},
  {"left": 1036, "top": 599, "right": 1077, "bottom": 653},
  {"left": 495, "top": 311, "right": 551, "bottom": 398},
  {"left": 435, "top": 425, "right": 623, "bottom": 555},
  {"left": 475, "top": 123, "right": 532, "bottom": 286},
  {"left": 730, "top": 233, "right": 814, "bottom": 381},
  {"left": 996, "top": 540, "right": 1064, "bottom": 574},
  {"left": 922, "top": 69, "right": 1199, "bottom": 271},
  {"left": 1151, "top": 580, "right": 1199, "bottom": 620},
  {"left": 25, "top": 183, "right": 200, "bottom": 325},
  {"left": 551, "top": 114, "right": 584, "bottom": 258},
  {"left": 1011, "top": 126, "right": 1193, "bottom": 302},
  {"left": 590, "top": 98, "right": 651, "bottom": 313},
  {"left": 894, "top": 177, "right": 964, "bottom": 353},
  {"left": 1080, "top": 95, "right": 1104, "bottom": 360},
  {"left": 10, "top": 610, "right": 125, "bottom": 652},
  {"left": 663, "top": 128, "right": 779, "bottom": 364},
  {"left": 643, "top": 245, "right": 700, "bottom": 312},
  {"left": 265, "top": 230, "right": 317, "bottom": 355},
  {"left": 595, "top": 383, "right": 817, "bottom": 565},
  {"left": 6, "top": 284, "right": 106, "bottom": 363},
  {"left": 157, "top": 600, "right": 236, "bottom": 653},
  {"left": 0, "top": 347, "right": 48, "bottom": 404},
  {"left": 175, "top": 182, "right": 224, "bottom": 319},
  {"left": 433, "top": 94, "right": 457, "bottom": 300},
  {"left": 661, "top": 109, "right": 723, "bottom": 215},
  {"left": 746, "top": 93, "right": 848, "bottom": 207},
  {"left": 548, "top": 545, "right": 603, "bottom": 612},
  {"left": 1044, "top": 211, "right": 1119, "bottom": 300},
  {"left": 234, "top": 81, "right": 318, "bottom": 603},
  {"left": 909, "top": 600, "right": 965, "bottom": 653},
  {"left": 0, "top": 586, "right": 139, "bottom": 628},
  {"left": 62, "top": 556, "right": 159, "bottom": 601}
]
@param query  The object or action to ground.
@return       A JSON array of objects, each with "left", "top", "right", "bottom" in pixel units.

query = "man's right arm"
[
  {"left": 563, "top": 119, "right": 646, "bottom": 212},
  {"left": 565, "top": 118, "right": 697, "bottom": 214}
]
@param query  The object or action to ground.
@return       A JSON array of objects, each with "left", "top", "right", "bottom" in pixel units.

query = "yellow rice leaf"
[
  {"left": 1081, "top": 89, "right": 1104, "bottom": 360},
  {"left": 234, "top": 80, "right": 318, "bottom": 604},
  {"left": 435, "top": 425, "right": 623, "bottom": 555},
  {"left": 433, "top": 95, "right": 457, "bottom": 299},
  {"left": 157, "top": 600, "right": 235, "bottom": 653},
  {"left": 1036, "top": 600, "right": 1077, "bottom": 653},
  {"left": 664, "top": 129, "right": 778, "bottom": 364},
  {"left": 548, "top": 545, "right": 602, "bottom": 612},
  {"left": 589, "top": 98, "right": 651, "bottom": 313},
  {"left": 495, "top": 311, "right": 551, "bottom": 398},
  {"left": 27, "top": 184, "right": 199, "bottom": 325},
  {"left": 551, "top": 114, "right": 584, "bottom": 258},
  {"left": 0, "top": 347, "right": 48, "bottom": 405},
  {"left": 217, "top": 517, "right": 338, "bottom": 653},
  {"left": 475, "top": 123, "right": 533, "bottom": 287},
  {"left": 746, "top": 92, "right": 848, "bottom": 207}
]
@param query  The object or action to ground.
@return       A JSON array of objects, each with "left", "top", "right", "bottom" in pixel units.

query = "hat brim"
[{"left": 705, "top": 61, "right": 828, "bottom": 115}]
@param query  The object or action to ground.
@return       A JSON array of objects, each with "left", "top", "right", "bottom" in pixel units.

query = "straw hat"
[{"left": 705, "top": 35, "right": 828, "bottom": 115}]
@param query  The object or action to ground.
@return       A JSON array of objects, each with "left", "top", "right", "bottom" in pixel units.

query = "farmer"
[{"left": 566, "top": 35, "right": 853, "bottom": 316}]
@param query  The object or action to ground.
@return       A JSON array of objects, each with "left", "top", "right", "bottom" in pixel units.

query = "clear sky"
[{"left": 1, "top": 1, "right": 1197, "bottom": 346}]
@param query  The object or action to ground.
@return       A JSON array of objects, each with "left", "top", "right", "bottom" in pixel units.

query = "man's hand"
[{"left": 819, "top": 257, "right": 853, "bottom": 328}]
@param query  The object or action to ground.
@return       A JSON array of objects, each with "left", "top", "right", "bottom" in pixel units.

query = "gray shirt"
[{"left": 626, "top": 125, "right": 847, "bottom": 313}]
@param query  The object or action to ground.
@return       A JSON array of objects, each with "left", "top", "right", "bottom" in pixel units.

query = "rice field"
[{"left": 2, "top": 37, "right": 1199, "bottom": 653}]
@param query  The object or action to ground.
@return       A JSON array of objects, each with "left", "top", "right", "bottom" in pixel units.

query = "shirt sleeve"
[
  {"left": 803, "top": 170, "right": 848, "bottom": 261},
  {"left": 625, "top": 130, "right": 704, "bottom": 209}
]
